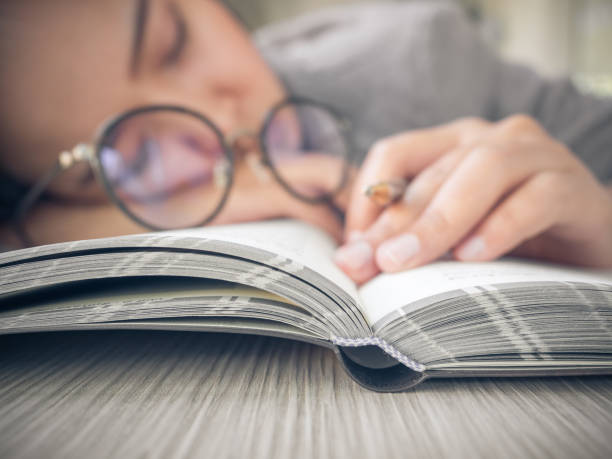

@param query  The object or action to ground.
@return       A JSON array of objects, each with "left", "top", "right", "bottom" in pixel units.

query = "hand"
[
  {"left": 335, "top": 115, "right": 612, "bottom": 284},
  {"left": 211, "top": 153, "right": 353, "bottom": 241},
  {"left": 7, "top": 153, "right": 353, "bottom": 246}
]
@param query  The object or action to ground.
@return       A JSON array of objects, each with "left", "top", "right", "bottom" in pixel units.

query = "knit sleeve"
[{"left": 423, "top": 5, "right": 612, "bottom": 182}]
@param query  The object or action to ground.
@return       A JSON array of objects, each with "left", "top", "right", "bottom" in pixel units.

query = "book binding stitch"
[{"left": 330, "top": 336, "right": 426, "bottom": 372}]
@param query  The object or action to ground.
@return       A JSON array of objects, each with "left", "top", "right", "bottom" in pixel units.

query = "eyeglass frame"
[{"left": 12, "top": 96, "right": 354, "bottom": 245}]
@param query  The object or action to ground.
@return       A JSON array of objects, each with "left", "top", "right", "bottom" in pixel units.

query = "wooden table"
[{"left": 1, "top": 331, "right": 611, "bottom": 458}]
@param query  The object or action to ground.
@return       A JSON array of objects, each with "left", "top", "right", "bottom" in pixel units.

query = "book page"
[
  {"left": 170, "top": 219, "right": 359, "bottom": 301},
  {"left": 359, "top": 259, "right": 612, "bottom": 325}
]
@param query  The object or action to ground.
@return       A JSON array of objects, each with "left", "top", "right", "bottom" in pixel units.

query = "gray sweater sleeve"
[
  {"left": 424, "top": 5, "right": 612, "bottom": 183},
  {"left": 256, "top": 2, "right": 612, "bottom": 182}
]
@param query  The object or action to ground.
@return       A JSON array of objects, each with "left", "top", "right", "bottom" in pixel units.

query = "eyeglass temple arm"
[{"left": 12, "top": 145, "right": 91, "bottom": 247}]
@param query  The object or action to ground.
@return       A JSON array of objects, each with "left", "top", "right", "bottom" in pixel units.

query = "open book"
[{"left": 1, "top": 220, "right": 611, "bottom": 391}]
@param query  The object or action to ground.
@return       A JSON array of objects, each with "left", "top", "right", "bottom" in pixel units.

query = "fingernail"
[
  {"left": 402, "top": 184, "right": 418, "bottom": 205},
  {"left": 377, "top": 234, "right": 420, "bottom": 270},
  {"left": 334, "top": 241, "right": 373, "bottom": 271},
  {"left": 457, "top": 236, "right": 486, "bottom": 260},
  {"left": 347, "top": 230, "right": 364, "bottom": 243}
]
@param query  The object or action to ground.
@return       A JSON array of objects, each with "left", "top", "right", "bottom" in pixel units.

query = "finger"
[
  {"left": 336, "top": 120, "right": 491, "bottom": 284},
  {"left": 364, "top": 116, "right": 568, "bottom": 253},
  {"left": 335, "top": 143, "right": 479, "bottom": 284},
  {"left": 454, "top": 172, "right": 564, "bottom": 261},
  {"left": 345, "top": 118, "right": 490, "bottom": 241},
  {"left": 344, "top": 125, "right": 461, "bottom": 240},
  {"left": 213, "top": 181, "right": 344, "bottom": 241},
  {"left": 333, "top": 239, "right": 380, "bottom": 285},
  {"left": 334, "top": 148, "right": 468, "bottom": 284},
  {"left": 362, "top": 146, "right": 470, "bottom": 246},
  {"left": 374, "top": 143, "right": 560, "bottom": 272}
]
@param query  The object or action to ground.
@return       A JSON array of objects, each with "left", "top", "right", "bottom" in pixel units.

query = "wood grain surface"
[{"left": 1, "top": 331, "right": 611, "bottom": 459}]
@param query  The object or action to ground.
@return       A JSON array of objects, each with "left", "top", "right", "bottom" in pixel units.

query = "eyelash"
[{"left": 161, "top": 4, "right": 188, "bottom": 68}]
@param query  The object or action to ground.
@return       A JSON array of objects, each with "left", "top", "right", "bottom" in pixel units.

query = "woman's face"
[
  {"left": 0, "top": 0, "right": 349, "bottom": 245},
  {"left": 1, "top": 0, "right": 285, "bottom": 196}
]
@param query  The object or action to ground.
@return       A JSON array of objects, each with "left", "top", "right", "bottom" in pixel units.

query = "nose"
[
  {"left": 227, "top": 130, "right": 272, "bottom": 183},
  {"left": 145, "top": 79, "right": 244, "bottom": 137},
  {"left": 205, "top": 92, "right": 243, "bottom": 135},
  {"left": 226, "top": 129, "right": 258, "bottom": 157}
]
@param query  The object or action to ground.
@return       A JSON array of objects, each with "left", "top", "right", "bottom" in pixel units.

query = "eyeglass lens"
[
  {"left": 263, "top": 101, "right": 349, "bottom": 201},
  {"left": 98, "top": 109, "right": 231, "bottom": 230}
]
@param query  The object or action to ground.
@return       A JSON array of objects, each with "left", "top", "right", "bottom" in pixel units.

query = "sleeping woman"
[{"left": 1, "top": 0, "right": 611, "bottom": 284}]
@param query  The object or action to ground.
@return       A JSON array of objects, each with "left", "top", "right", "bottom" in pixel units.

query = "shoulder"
[
  {"left": 255, "top": 1, "right": 468, "bottom": 75},
  {"left": 255, "top": 2, "right": 491, "bottom": 160}
]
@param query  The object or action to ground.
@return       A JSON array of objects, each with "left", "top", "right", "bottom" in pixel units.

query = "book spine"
[
  {"left": 332, "top": 342, "right": 428, "bottom": 392},
  {"left": 331, "top": 336, "right": 426, "bottom": 372}
]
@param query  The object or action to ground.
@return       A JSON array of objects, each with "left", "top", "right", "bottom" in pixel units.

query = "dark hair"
[
  {"left": 0, "top": 168, "right": 27, "bottom": 222},
  {"left": 0, "top": 2, "right": 22, "bottom": 223}
]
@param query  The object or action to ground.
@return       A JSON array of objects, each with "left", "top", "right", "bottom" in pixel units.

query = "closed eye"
[{"left": 161, "top": 2, "right": 188, "bottom": 68}]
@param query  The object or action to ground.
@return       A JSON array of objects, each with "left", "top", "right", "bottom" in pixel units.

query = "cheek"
[
  {"left": 44, "top": 163, "right": 109, "bottom": 203},
  {"left": 170, "top": 1, "right": 285, "bottom": 125}
]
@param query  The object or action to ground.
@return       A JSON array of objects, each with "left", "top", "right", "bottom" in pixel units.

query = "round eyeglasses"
[{"left": 13, "top": 97, "right": 353, "bottom": 245}]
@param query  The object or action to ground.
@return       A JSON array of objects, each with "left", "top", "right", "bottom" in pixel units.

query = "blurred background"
[{"left": 226, "top": 0, "right": 612, "bottom": 96}]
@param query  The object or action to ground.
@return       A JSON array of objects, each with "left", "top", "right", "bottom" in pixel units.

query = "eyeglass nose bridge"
[
  {"left": 225, "top": 129, "right": 272, "bottom": 183},
  {"left": 225, "top": 129, "right": 257, "bottom": 155}
]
